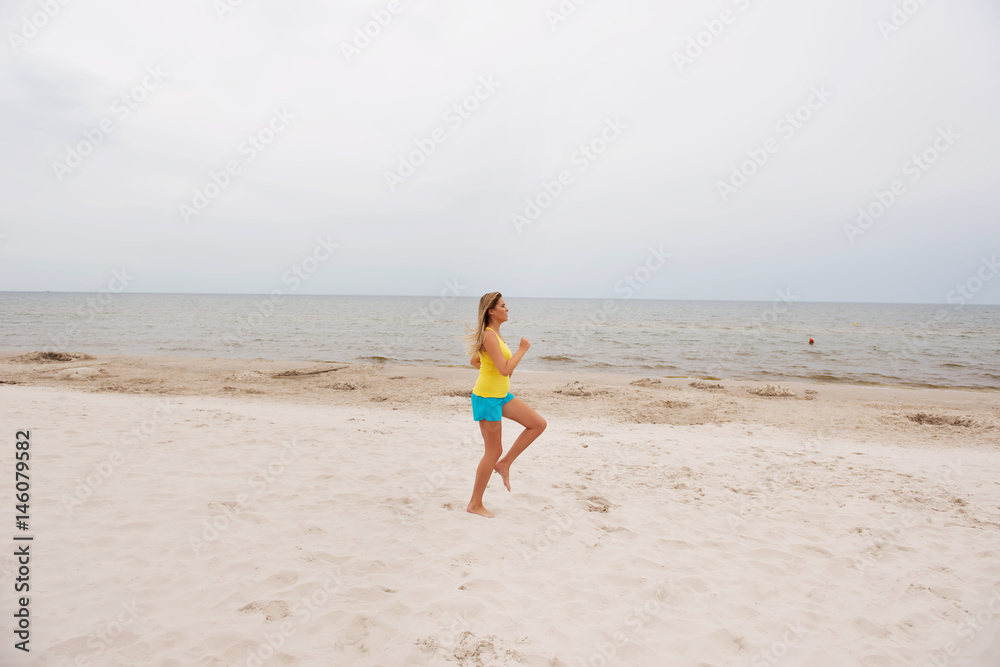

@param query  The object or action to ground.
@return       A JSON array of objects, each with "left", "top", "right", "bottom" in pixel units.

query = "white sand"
[{"left": 1, "top": 353, "right": 999, "bottom": 666}]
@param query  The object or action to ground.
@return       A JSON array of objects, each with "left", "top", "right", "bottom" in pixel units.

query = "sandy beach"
[{"left": 1, "top": 350, "right": 999, "bottom": 666}]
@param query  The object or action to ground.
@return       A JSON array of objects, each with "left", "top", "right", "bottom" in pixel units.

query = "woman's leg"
[
  {"left": 468, "top": 419, "right": 503, "bottom": 518},
  {"left": 494, "top": 397, "right": 546, "bottom": 492}
]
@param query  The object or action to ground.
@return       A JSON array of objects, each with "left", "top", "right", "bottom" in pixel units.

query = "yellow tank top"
[{"left": 472, "top": 327, "right": 512, "bottom": 398}]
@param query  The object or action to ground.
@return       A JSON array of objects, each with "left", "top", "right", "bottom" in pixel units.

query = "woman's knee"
[{"left": 534, "top": 416, "right": 547, "bottom": 432}]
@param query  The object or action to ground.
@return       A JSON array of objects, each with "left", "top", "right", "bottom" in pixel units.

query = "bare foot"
[
  {"left": 466, "top": 503, "right": 494, "bottom": 518},
  {"left": 493, "top": 461, "right": 511, "bottom": 492}
]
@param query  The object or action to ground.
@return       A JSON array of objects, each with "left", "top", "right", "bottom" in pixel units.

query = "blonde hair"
[{"left": 464, "top": 291, "right": 502, "bottom": 357}]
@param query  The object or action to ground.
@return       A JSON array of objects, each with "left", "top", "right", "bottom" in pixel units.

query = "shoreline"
[{"left": 1, "top": 349, "right": 996, "bottom": 395}]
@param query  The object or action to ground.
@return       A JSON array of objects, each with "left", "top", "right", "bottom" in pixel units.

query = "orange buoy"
[{"left": 808, "top": 338, "right": 814, "bottom": 345}]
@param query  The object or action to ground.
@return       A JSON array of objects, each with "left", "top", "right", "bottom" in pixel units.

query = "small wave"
[
  {"left": 540, "top": 355, "right": 575, "bottom": 363},
  {"left": 940, "top": 363, "right": 964, "bottom": 368},
  {"left": 805, "top": 373, "right": 885, "bottom": 385},
  {"left": 799, "top": 372, "right": 977, "bottom": 389},
  {"left": 359, "top": 355, "right": 389, "bottom": 363}
]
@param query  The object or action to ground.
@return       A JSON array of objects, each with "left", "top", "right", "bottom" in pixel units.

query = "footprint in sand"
[
  {"left": 237, "top": 600, "right": 291, "bottom": 621},
  {"left": 586, "top": 496, "right": 611, "bottom": 513}
]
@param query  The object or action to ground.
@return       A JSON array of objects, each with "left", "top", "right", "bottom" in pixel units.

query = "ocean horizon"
[{"left": 7, "top": 290, "right": 997, "bottom": 305}]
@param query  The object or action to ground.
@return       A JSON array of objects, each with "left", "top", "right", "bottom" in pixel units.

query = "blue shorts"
[{"left": 471, "top": 391, "right": 514, "bottom": 422}]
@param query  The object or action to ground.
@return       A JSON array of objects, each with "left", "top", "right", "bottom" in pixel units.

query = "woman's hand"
[
  {"left": 470, "top": 355, "right": 481, "bottom": 369},
  {"left": 518, "top": 337, "right": 531, "bottom": 351}
]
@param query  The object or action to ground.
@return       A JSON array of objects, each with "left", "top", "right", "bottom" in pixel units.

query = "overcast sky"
[{"left": 1, "top": 0, "right": 998, "bottom": 304}]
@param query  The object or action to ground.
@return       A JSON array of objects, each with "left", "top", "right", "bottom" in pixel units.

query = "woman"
[{"left": 465, "top": 292, "right": 547, "bottom": 518}]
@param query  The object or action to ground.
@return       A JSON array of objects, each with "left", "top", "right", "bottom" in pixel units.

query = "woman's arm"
[
  {"left": 482, "top": 329, "right": 530, "bottom": 377},
  {"left": 470, "top": 354, "right": 481, "bottom": 369}
]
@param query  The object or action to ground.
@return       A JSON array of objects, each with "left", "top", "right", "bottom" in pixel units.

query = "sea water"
[{"left": 1, "top": 292, "right": 997, "bottom": 390}]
